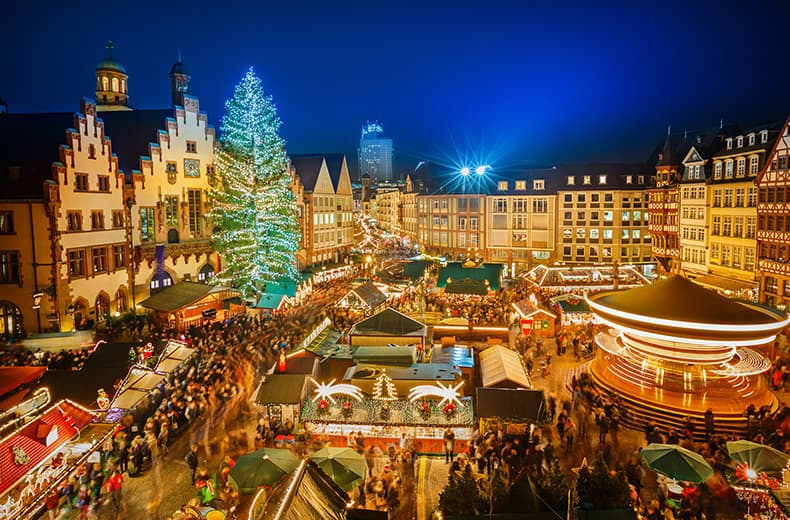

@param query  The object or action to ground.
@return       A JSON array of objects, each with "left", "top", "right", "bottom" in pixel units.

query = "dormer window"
[
  {"left": 599, "top": 175, "right": 607, "bottom": 184},
  {"left": 567, "top": 176, "right": 575, "bottom": 185},
  {"left": 638, "top": 176, "right": 645, "bottom": 184},
  {"left": 748, "top": 134, "right": 755, "bottom": 146},
  {"left": 761, "top": 130, "right": 768, "bottom": 143},
  {"left": 714, "top": 162, "right": 722, "bottom": 179},
  {"left": 737, "top": 136, "right": 743, "bottom": 148},
  {"left": 515, "top": 180, "right": 526, "bottom": 190},
  {"left": 726, "top": 138, "right": 733, "bottom": 150},
  {"left": 533, "top": 179, "right": 544, "bottom": 191},
  {"left": 625, "top": 176, "right": 632, "bottom": 184},
  {"left": 583, "top": 175, "right": 591, "bottom": 185},
  {"left": 497, "top": 181, "right": 508, "bottom": 191}
]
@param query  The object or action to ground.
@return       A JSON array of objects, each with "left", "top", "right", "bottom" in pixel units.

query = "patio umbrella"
[
  {"left": 641, "top": 443, "right": 713, "bottom": 483},
  {"left": 308, "top": 447, "right": 367, "bottom": 491},
  {"left": 726, "top": 440, "right": 790, "bottom": 474},
  {"left": 228, "top": 448, "right": 298, "bottom": 494}
]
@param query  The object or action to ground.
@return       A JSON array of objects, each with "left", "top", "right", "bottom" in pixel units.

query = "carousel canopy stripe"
[
  {"left": 138, "top": 281, "right": 241, "bottom": 312},
  {"left": 589, "top": 275, "right": 786, "bottom": 327},
  {"left": 0, "top": 366, "right": 47, "bottom": 397},
  {"left": 479, "top": 345, "right": 531, "bottom": 389},
  {"left": 255, "top": 374, "right": 308, "bottom": 405},
  {"left": 349, "top": 308, "right": 427, "bottom": 337},
  {"left": 476, "top": 387, "right": 545, "bottom": 421}
]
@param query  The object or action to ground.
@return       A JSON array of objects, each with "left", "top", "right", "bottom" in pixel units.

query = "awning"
[
  {"left": 476, "top": 387, "right": 545, "bottom": 422},
  {"left": 349, "top": 308, "right": 427, "bottom": 337},
  {"left": 691, "top": 273, "right": 757, "bottom": 294},
  {"left": 257, "top": 292, "right": 291, "bottom": 310},
  {"left": 110, "top": 367, "right": 165, "bottom": 410},
  {"left": 255, "top": 374, "right": 308, "bottom": 405},
  {"left": 154, "top": 339, "right": 195, "bottom": 373},
  {"left": 0, "top": 366, "right": 47, "bottom": 397},
  {"left": 138, "top": 281, "right": 241, "bottom": 312},
  {"left": 479, "top": 345, "right": 531, "bottom": 389}
]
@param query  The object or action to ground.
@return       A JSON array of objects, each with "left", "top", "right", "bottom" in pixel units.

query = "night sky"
[{"left": 3, "top": 1, "right": 790, "bottom": 176}]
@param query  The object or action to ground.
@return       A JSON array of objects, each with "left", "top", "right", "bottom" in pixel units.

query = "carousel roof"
[{"left": 588, "top": 275, "right": 789, "bottom": 343}]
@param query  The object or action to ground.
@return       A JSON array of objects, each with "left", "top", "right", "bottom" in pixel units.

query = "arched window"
[
  {"left": 101, "top": 76, "right": 109, "bottom": 91},
  {"left": 0, "top": 301, "right": 24, "bottom": 337},
  {"left": 96, "top": 293, "right": 110, "bottom": 321},
  {"left": 167, "top": 229, "right": 180, "bottom": 244},
  {"left": 198, "top": 264, "right": 215, "bottom": 283},
  {"left": 115, "top": 288, "right": 128, "bottom": 312},
  {"left": 121, "top": 79, "right": 127, "bottom": 93},
  {"left": 111, "top": 77, "right": 119, "bottom": 92}
]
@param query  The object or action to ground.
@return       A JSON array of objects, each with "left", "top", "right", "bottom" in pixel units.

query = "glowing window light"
[
  {"left": 408, "top": 381, "right": 464, "bottom": 407},
  {"left": 310, "top": 378, "right": 363, "bottom": 403},
  {"left": 587, "top": 295, "right": 790, "bottom": 333}
]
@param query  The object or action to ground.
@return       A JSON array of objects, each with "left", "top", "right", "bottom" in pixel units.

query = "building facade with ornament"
[
  {"left": 290, "top": 154, "right": 354, "bottom": 270},
  {"left": 756, "top": 116, "right": 790, "bottom": 308},
  {"left": 0, "top": 48, "right": 219, "bottom": 335}
]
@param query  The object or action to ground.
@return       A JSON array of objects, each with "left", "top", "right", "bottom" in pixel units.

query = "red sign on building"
[{"left": 520, "top": 318, "right": 534, "bottom": 335}]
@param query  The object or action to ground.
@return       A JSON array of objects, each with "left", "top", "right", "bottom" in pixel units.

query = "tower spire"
[{"left": 105, "top": 40, "right": 114, "bottom": 60}]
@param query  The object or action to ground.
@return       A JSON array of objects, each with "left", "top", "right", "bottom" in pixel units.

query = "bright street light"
[
  {"left": 460, "top": 166, "right": 471, "bottom": 176},
  {"left": 475, "top": 165, "right": 490, "bottom": 175}
]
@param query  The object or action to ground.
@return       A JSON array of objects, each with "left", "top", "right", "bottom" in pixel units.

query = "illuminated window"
[
  {"left": 748, "top": 134, "right": 755, "bottom": 146},
  {"left": 599, "top": 175, "right": 607, "bottom": 184},
  {"left": 515, "top": 180, "right": 526, "bottom": 190},
  {"left": 0, "top": 251, "right": 19, "bottom": 283},
  {"left": 140, "top": 207, "right": 155, "bottom": 242},
  {"left": 533, "top": 179, "right": 544, "bottom": 190},
  {"left": 750, "top": 156, "right": 759, "bottom": 175},
  {"left": 113, "top": 244, "right": 126, "bottom": 269},
  {"left": 166, "top": 196, "right": 179, "bottom": 227},
  {"left": 497, "top": 181, "right": 508, "bottom": 191},
  {"left": 68, "top": 249, "right": 85, "bottom": 278},
  {"left": 66, "top": 211, "right": 82, "bottom": 231},
  {"left": 0, "top": 211, "right": 14, "bottom": 234},
  {"left": 714, "top": 162, "right": 722, "bottom": 179},
  {"left": 92, "top": 247, "right": 107, "bottom": 273},
  {"left": 90, "top": 210, "right": 104, "bottom": 230},
  {"left": 567, "top": 176, "right": 575, "bottom": 185},
  {"left": 583, "top": 176, "right": 591, "bottom": 185}
]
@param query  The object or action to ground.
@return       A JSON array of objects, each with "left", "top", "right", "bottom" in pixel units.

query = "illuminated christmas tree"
[
  {"left": 209, "top": 68, "right": 300, "bottom": 295},
  {"left": 372, "top": 369, "right": 398, "bottom": 400}
]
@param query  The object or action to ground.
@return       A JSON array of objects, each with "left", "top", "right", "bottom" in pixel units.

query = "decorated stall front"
[
  {"left": 138, "top": 281, "right": 243, "bottom": 330},
  {"left": 336, "top": 281, "right": 388, "bottom": 317},
  {"left": 512, "top": 299, "right": 557, "bottom": 338},
  {"left": 105, "top": 367, "right": 166, "bottom": 422},
  {"left": 349, "top": 307, "right": 427, "bottom": 350}
]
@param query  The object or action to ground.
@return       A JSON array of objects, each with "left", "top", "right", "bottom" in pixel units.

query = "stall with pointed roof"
[{"left": 586, "top": 275, "right": 789, "bottom": 436}]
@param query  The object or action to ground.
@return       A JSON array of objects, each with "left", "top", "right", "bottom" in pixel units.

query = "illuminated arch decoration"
[
  {"left": 585, "top": 275, "right": 789, "bottom": 434},
  {"left": 408, "top": 381, "right": 464, "bottom": 407},
  {"left": 310, "top": 378, "right": 363, "bottom": 404}
]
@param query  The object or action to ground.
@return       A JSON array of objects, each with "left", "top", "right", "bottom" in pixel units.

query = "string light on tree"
[
  {"left": 208, "top": 67, "right": 301, "bottom": 296},
  {"left": 372, "top": 369, "right": 398, "bottom": 401}
]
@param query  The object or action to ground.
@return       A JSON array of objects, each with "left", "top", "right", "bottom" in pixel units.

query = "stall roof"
[
  {"left": 437, "top": 262, "right": 502, "bottom": 291},
  {"left": 479, "top": 345, "right": 532, "bottom": 389},
  {"left": 0, "top": 366, "right": 47, "bottom": 398},
  {"left": 349, "top": 308, "right": 427, "bottom": 337},
  {"left": 353, "top": 346, "right": 417, "bottom": 366},
  {"left": 255, "top": 374, "right": 308, "bottom": 405},
  {"left": 0, "top": 400, "right": 95, "bottom": 497},
  {"left": 263, "top": 461, "right": 348, "bottom": 520},
  {"left": 344, "top": 363, "right": 459, "bottom": 382},
  {"left": 402, "top": 260, "right": 430, "bottom": 279},
  {"left": 109, "top": 367, "right": 165, "bottom": 410},
  {"left": 476, "top": 387, "right": 545, "bottom": 422},
  {"left": 154, "top": 339, "right": 196, "bottom": 373},
  {"left": 257, "top": 292, "right": 290, "bottom": 310},
  {"left": 512, "top": 300, "right": 557, "bottom": 319},
  {"left": 345, "top": 281, "right": 387, "bottom": 310},
  {"left": 138, "top": 282, "right": 241, "bottom": 312}
]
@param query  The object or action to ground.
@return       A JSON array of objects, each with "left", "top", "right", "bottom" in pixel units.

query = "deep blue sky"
[{"left": 3, "top": 1, "right": 790, "bottom": 176}]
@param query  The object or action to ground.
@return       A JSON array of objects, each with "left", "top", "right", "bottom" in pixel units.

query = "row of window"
[
  {"left": 711, "top": 216, "right": 757, "bottom": 238},
  {"left": 710, "top": 156, "right": 760, "bottom": 180},
  {"left": 562, "top": 174, "right": 646, "bottom": 187},
  {"left": 563, "top": 210, "right": 648, "bottom": 222},
  {"left": 764, "top": 276, "right": 790, "bottom": 297},
  {"left": 769, "top": 155, "right": 790, "bottom": 173},
  {"left": 712, "top": 187, "right": 758, "bottom": 208},
  {"left": 140, "top": 190, "right": 203, "bottom": 241},
  {"left": 761, "top": 243, "right": 790, "bottom": 264},
  {"left": 491, "top": 198, "right": 550, "bottom": 213},
  {"left": 758, "top": 186, "right": 790, "bottom": 204},
  {"left": 561, "top": 246, "right": 647, "bottom": 259},
  {"left": 726, "top": 131, "right": 768, "bottom": 150},
  {"left": 67, "top": 243, "right": 126, "bottom": 279},
  {"left": 562, "top": 193, "right": 646, "bottom": 205},
  {"left": 65, "top": 210, "right": 126, "bottom": 231},
  {"left": 562, "top": 228, "right": 650, "bottom": 240},
  {"left": 73, "top": 173, "right": 111, "bottom": 193},
  {"left": 421, "top": 232, "right": 480, "bottom": 247},
  {"left": 682, "top": 247, "right": 707, "bottom": 266},
  {"left": 709, "top": 243, "right": 756, "bottom": 271}
]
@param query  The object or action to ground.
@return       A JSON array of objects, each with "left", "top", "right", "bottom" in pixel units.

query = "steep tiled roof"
[
  {"left": 322, "top": 154, "right": 346, "bottom": 191},
  {"left": 290, "top": 155, "right": 325, "bottom": 192},
  {"left": 348, "top": 281, "right": 387, "bottom": 310},
  {"left": 0, "top": 400, "right": 95, "bottom": 496},
  {"left": 0, "top": 111, "right": 73, "bottom": 199},
  {"left": 97, "top": 109, "right": 172, "bottom": 175}
]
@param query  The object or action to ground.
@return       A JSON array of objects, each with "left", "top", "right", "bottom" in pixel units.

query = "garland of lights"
[{"left": 208, "top": 68, "right": 301, "bottom": 296}]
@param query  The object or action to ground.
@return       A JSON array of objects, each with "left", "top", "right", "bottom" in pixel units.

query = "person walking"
[
  {"left": 186, "top": 445, "right": 199, "bottom": 484},
  {"left": 444, "top": 427, "right": 456, "bottom": 463},
  {"left": 564, "top": 417, "right": 576, "bottom": 454},
  {"left": 107, "top": 468, "right": 124, "bottom": 513}
]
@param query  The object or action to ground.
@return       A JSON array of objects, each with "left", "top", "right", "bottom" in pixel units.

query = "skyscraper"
[{"left": 358, "top": 121, "right": 393, "bottom": 181}]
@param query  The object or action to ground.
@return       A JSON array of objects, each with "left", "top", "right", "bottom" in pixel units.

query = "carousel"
[{"left": 586, "top": 275, "right": 789, "bottom": 436}]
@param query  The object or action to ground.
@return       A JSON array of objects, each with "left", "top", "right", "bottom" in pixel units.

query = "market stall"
[{"left": 154, "top": 339, "right": 196, "bottom": 373}]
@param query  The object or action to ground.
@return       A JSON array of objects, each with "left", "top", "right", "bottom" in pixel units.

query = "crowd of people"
[{"left": 0, "top": 345, "right": 96, "bottom": 371}]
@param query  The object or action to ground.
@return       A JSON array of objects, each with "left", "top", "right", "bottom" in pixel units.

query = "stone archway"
[{"left": 95, "top": 291, "right": 110, "bottom": 322}]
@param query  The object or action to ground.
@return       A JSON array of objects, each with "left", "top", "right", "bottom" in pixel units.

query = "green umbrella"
[
  {"left": 727, "top": 440, "right": 790, "bottom": 474},
  {"left": 641, "top": 443, "right": 713, "bottom": 483},
  {"left": 308, "top": 447, "right": 367, "bottom": 491},
  {"left": 228, "top": 448, "right": 298, "bottom": 494}
]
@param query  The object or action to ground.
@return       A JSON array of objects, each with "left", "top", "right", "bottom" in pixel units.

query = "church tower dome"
[
  {"left": 95, "top": 41, "right": 131, "bottom": 111},
  {"left": 169, "top": 54, "right": 190, "bottom": 107}
]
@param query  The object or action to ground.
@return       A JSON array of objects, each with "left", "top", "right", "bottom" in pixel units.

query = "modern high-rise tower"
[{"left": 358, "top": 121, "right": 393, "bottom": 181}]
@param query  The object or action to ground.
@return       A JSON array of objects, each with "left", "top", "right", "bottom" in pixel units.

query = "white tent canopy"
[
  {"left": 154, "top": 339, "right": 196, "bottom": 373},
  {"left": 479, "top": 345, "right": 532, "bottom": 389},
  {"left": 109, "top": 367, "right": 165, "bottom": 411}
]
